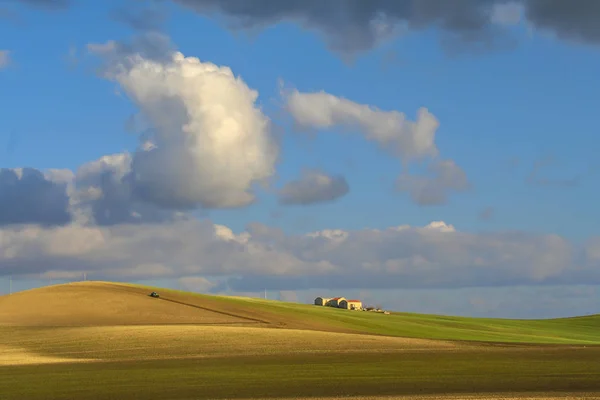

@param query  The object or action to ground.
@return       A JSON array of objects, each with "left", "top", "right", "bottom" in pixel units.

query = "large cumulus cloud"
[
  {"left": 0, "top": 35, "right": 279, "bottom": 225},
  {"left": 88, "top": 34, "right": 279, "bottom": 210}
]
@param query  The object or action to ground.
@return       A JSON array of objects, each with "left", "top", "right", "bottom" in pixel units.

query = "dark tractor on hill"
[{"left": 149, "top": 291, "right": 160, "bottom": 298}]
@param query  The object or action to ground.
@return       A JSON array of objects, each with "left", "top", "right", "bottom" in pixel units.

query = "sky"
[{"left": 0, "top": 0, "right": 599, "bottom": 319}]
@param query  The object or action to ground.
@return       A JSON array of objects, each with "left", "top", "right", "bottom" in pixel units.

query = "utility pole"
[{"left": 264, "top": 288, "right": 267, "bottom": 299}]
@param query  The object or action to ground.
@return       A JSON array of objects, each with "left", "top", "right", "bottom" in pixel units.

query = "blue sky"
[{"left": 1, "top": 0, "right": 599, "bottom": 317}]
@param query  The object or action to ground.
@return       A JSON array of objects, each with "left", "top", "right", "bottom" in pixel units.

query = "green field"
[
  {"left": 1, "top": 281, "right": 600, "bottom": 399},
  {"left": 130, "top": 283, "right": 600, "bottom": 344},
  {"left": 3, "top": 349, "right": 600, "bottom": 400}
]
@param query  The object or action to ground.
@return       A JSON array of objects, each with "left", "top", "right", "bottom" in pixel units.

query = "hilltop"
[{"left": 1, "top": 281, "right": 600, "bottom": 344}]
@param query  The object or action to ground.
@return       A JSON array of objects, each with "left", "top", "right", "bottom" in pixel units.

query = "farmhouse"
[
  {"left": 314, "top": 297, "right": 331, "bottom": 306},
  {"left": 339, "top": 299, "right": 362, "bottom": 310},
  {"left": 314, "top": 296, "right": 363, "bottom": 310},
  {"left": 327, "top": 297, "right": 345, "bottom": 307}
]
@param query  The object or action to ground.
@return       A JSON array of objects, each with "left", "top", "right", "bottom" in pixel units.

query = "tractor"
[{"left": 149, "top": 291, "right": 160, "bottom": 298}]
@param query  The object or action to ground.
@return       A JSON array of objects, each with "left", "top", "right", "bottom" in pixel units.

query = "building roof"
[
  {"left": 331, "top": 297, "right": 342, "bottom": 300},
  {"left": 347, "top": 299, "right": 361, "bottom": 302}
]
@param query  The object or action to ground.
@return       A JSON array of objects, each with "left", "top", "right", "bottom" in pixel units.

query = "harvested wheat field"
[
  {"left": 1, "top": 281, "right": 600, "bottom": 400},
  {"left": 0, "top": 325, "right": 461, "bottom": 363},
  {"left": 0, "top": 345, "right": 95, "bottom": 366},
  {"left": 0, "top": 281, "right": 257, "bottom": 326}
]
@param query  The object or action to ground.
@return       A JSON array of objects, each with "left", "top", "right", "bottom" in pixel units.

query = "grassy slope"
[
  {"left": 126, "top": 282, "right": 600, "bottom": 344},
  {"left": 1, "top": 281, "right": 599, "bottom": 344}
]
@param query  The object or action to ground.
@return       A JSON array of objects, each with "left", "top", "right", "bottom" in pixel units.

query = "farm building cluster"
[
  {"left": 314, "top": 297, "right": 363, "bottom": 310},
  {"left": 314, "top": 297, "right": 390, "bottom": 313}
]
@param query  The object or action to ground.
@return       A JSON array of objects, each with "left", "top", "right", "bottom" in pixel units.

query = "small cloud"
[
  {"left": 284, "top": 87, "right": 440, "bottom": 163},
  {"left": 279, "top": 169, "right": 349, "bottom": 206}
]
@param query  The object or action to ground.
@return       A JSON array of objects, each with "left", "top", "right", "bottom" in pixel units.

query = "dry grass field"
[
  {"left": 0, "top": 281, "right": 254, "bottom": 326},
  {"left": 0, "top": 325, "right": 462, "bottom": 365},
  {"left": 1, "top": 281, "right": 600, "bottom": 400}
]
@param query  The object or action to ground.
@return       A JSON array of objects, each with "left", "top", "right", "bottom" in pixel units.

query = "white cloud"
[
  {"left": 423, "top": 221, "right": 456, "bottom": 233},
  {"left": 279, "top": 169, "right": 349, "bottom": 205},
  {"left": 283, "top": 88, "right": 468, "bottom": 205},
  {"left": 1, "top": 218, "right": 597, "bottom": 293},
  {"left": 88, "top": 34, "right": 279, "bottom": 210},
  {"left": 0, "top": 50, "right": 9, "bottom": 68},
  {"left": 285, "top": 89, "right": 439, "bottom": 163}
]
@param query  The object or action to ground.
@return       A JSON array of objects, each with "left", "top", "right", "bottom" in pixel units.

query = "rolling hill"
[
  {"left": 1, "top": 281, "right": 600, "bottom": 344},
  {"left": 2, "top": 281, "right": 600, "bottom": 399}
]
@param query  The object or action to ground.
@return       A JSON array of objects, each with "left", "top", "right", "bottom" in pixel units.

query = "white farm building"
[
  {"left": 314, "top": 297, "right": 331, "bottom": 306},
  {"left": 339, "top": 299, "right": 362, "bottom": 310},
  {"left": 314, "top": 296, "right": 362, "bottom": 310}
]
